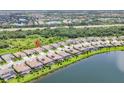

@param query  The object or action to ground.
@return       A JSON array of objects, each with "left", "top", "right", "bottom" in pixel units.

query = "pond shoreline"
[{"left": 4, "top": 46, "right": 124, "bottom": 83}]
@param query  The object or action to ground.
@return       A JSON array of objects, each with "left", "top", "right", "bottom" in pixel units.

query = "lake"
[{"left": 34, "top": 51, "right": 124, "bottom": 83}]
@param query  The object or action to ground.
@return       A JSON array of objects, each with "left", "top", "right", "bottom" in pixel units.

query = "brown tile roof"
[
  {"left": 91, "top": 42, "right": 98, "bottom": 46},
  {"left": 47, "top": 51, "right": 63, "bottom": 60},
  {"left": 57, "top": 42, "right": 66, "bottom": 46},
  {"left": 66, "top": 39, "right": 76, "bottom": 44},
  {"left": 42, "top": 45, "right": 53, "bottom": 50},
  {"left": 55, "top": 50, "right": 71, "bottom": 57},
  {"left": 33, "top": 47, "right": 44, "bottom": 53},
  {"left": 1, "top": 54, "right": 15, "bottom": 62},
  {"left": 86, "top": 37, "right": 95, "bottom": 42},
  {"left": 64, "top": 46, "right": 80, "bottom": 54},
  {"left": 82, "top": 42, "right": 91, "bottom": 47},
  {"left": 73, "top": 44, "right": 85, "bottom": 51},
  {"left": 14, "top": 52, "right": 27, "bottom": 58},
  {"left": 50, "top": 43, "right": 60, "bottom": 48},
  {"left": 118, "top": 36, "right": 124, "bottom": 40},
  {"left": 37, "top": 55, "right": 53, "bottom": 64},
  {"left": 0, "top": 67, "right": 16, "bottom": 80},
  {"left": 80, "top": 38, "right": 86, "bottom": 42},
  {"left": 26, "top": 58, "right": 42, "bottom": 68},
  {"left": 23, "top": 49, "right": 36, "bottom": 56},
  {"left": 13, "top": 62, "right": 31, "bottom": 73}
]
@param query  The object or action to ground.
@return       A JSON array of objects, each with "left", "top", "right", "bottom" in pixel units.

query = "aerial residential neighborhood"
[
  {"left": 1, "top": 10, "right": 124, "bottom": 83},
  {"left": 0, "top": 35, "right": 124, "bottom": 82},
  {"left": 2, "top": 0, "right": 124, "bottom": 93}
]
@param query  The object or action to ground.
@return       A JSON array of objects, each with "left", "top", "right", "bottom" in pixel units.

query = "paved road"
[{"left": 0, "top": 24, "right": 124, "bottom": 32}]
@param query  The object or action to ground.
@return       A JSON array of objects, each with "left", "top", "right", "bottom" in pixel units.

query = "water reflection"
[
  {"left": 34, "top": 51, "right": 124, "bottom": 83},
  {"left": 116, "top": 52, "right": 124, "bottom": 72}
]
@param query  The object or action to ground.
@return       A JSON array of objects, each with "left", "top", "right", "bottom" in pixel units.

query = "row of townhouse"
[{"left": 0, "top": 36, "right": 124, "bottom": 81}]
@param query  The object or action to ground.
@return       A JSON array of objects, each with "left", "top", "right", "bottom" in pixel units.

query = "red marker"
[{"left": 34, "top": 39, "right": 41, "bottom": 48}]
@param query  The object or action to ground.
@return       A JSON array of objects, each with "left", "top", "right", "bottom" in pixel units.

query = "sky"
[{"left": 0, "top": 0, "right": 124, "bottom": 10}]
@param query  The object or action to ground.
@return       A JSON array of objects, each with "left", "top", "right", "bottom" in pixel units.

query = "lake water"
[{"left": 34, "top": 51, "right": 124, "bottom": 83}]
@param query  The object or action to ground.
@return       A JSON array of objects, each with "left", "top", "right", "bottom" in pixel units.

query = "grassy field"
[
  {"left": 0, "top": 35, "right": 68, "bottom": 55},
  {"left": 4, "top": 46, "right": 124, "bottom": 83},
  {"left": 1, "top": 25, "right": 124, "bottom": 55}
]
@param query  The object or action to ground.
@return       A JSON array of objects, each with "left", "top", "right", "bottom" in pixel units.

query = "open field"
[{"left": 0, "top": 35, "right": 68, "bottom": 55}]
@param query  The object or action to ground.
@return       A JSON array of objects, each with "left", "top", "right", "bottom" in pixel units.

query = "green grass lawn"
[
  {"left": 0, "top": 35, "right": 68, "bottom": 55},
  {"left": 5, "top": 46, "right": 124, "bottom": 83}
]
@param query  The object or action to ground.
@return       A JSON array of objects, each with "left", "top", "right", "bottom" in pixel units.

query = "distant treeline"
[{"left": 1, "top": 26, "right": 124, "bottom": 40}]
